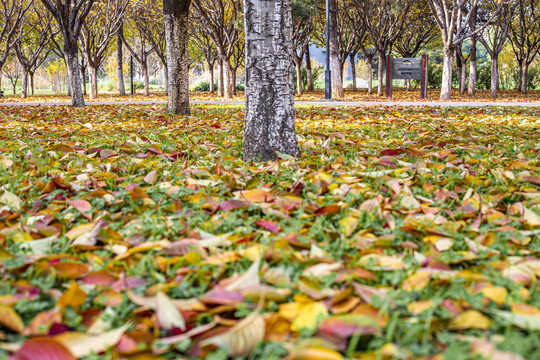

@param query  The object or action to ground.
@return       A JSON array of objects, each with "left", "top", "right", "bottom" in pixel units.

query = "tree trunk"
[
  {"left": 294, "top": 56, "right": 302, "bottom": 95},
  {"left": 81, "top": 64, "right": 87, "bottom": 96},
  {"left": 350, "top": 53, "right": 356, "bottom": 92},
  {"left": 65, "top": 47, "right": 85, "bottom": 107},
  {"left": 142, "top": 60, "right": 150, "bottom": 96},
  {"left": 304, "top": 43, "right": 313, "bottom": 91},
  {"left": 243, "top": 0, "right": 298, "bottom": 162},
  {"left": 12, "top": 80, "right": 17, "bottom": 95},
  {"left": 209, "top": 62, "right": 215, "bottom": 93},
  {"left": 89, "top": 65, "right": 98, "bottom": 100},
  {"left": 218, "top": 57, "right": 224, "bottom": 97},
  {"left": 117, "top": 32, "right": 126, "bottom": 96},
  {"left": 163, "top": 1, "right": 191, "bottom": 115},
  {"left": 516, "top": 58, "right": 523, "bottom": 92},
  {"left": 490, "top": 54, "right": 499, "bottom": 99},
  {"left": 460, "top": 65, "right": 467, "bottom": 94},
  {"left": 30, "top": 72, "right": 35, "bottom": 95},
  {"left": 440, "top": 46, "right": 453, "bottom": 100},
  {"left": 21, "top": 68, "right": 28, "bottom": 99},
  {"left": 377, "top": 50, "right": 385, "bottom": 97},
  {"left": 163, "top": 65, "right": 169, "bottom": 94},
  {"left": 367, "top": 56, "right": 373, "bottom": 95},
  {"left": 522, "top": 61, "right": 529, "bottom": 94},
  {"left": 231, "top": 66, "right": 237, "bottom": 95},
  {"left": 223, "top": 57, "right": 232, "bottom": 98},
  {"left": 328, "top": 0, "right": 343, "bottom": 98},
  {"left": 456, "top": 51, "right": 463, "bottom": 94},
  {"left": 468, "top": 36, "right": 477, "bottom": 96}
]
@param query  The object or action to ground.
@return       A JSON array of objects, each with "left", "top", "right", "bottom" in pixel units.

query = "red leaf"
[
  {"left": 380, "top": 149, "right": 406, "bottom": 157},
  {"left": 219, "top": 200, "right": 251, "bottom": 211},
  {"left": 15, "top": 338, "right": 76, "bottom": 360},
  {"left": 67, "top": 200, "right": 92, "bottom": 220},
  {"left": 315, "top": 205, "right": 341, "bottom": 216},
  {"left": 255, "top": 220, "right": 280, "bottom": 233}
]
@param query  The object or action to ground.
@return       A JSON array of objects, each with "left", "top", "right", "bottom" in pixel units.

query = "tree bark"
[
  {"left": 117, "top": 32, "right": 126, "bottom": 96},
  {"left": 350, "top": 53, "right": 356, "bottom": 92},
  {"left": 490, "top": 54, "right": 499, "bottom": 99},
  {"left": 30, "top": 72, "right": 35, "bottom": 96},
  {"left": 65, "top": 47, "right": 85, "bottom": 107},
  {"left": 223, "top": 57, "right": 233, "bottom": 98},
  {"left": 304, "top": 43, "right": 313, "bottom": 91},
  {"left": 456, "top": 52, "right": 463, "bottom": 93},
  {"left": 294, "top": 56, "right": 302, "bottom": 95},
  {"left": 21, "top": 68, "right": 28, "bottom": 99},
  {"left": 163, "top": 0, "right": 191, "bottom": 115},
  {"left": 328, "top": 0, "right": 343, "bottom": 98},
  {"left": 231, "top": 66, "right": 237, "bottom": 95},
  {"left": 89, "top": 65, "right": 98, "bottom": 99},
  {"left": 377, "top": 50, "right": 385, "bottom": 97},
  {"left": 522, "top": 61, "right": 529, "bottom": 94},
  {"left": 218, "top": 57, "right": 224, "bottom": 96},
  {"left": 440, "top": 47, "right": 453, "bottom": 100},
  {"left": 468, "top": 35, "right": 477, "bottom": 96},
  {"left": 516, "top": 58, "right": 522, "bottom": 92},
  {"left": 142, "top": 60, "right": 150, "bottom": 96},
  {"left": 209, "top": 62, "right": 214, "bottom": 93},
  {"left": 367, "top": 56, "right": 373, "bottom": 95},
  {"left": 243, "top": 0, "right": 298, "bottom": 162}
]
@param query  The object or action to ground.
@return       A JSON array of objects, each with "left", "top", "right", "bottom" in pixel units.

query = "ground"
[
  {"left": 0, "top": 104, "right": 538, "bottom": 359},
  {"left": 1, "top": 89, "right": 540, "bottom": 103}
]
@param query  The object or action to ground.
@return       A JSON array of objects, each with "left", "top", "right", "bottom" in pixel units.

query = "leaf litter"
[{"left": 0, "top": 104, "right": 538, "bottom": 359}]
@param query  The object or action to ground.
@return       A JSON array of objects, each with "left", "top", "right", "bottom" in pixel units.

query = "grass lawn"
[{"left": 0, "top": 104, "right": 538, "bottom": 359}]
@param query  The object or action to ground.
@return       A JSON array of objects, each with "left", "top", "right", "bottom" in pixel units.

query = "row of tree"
[{"left": 1, "top": 0, "right": 539, "bottom": 105}]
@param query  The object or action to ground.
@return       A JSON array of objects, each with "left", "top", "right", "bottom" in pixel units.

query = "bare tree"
[
  {"left": 4, "top": 59, "right": 21, "bottom": 94},
  {"left": 425, "top": 0, "right": 505, "bottom": 99},
  {"left": 357, "top": 0, "right": 411, "bottom": 97},
  {"left": 14, "top": 2, "right": 55, "bottom": 98},
  {"left": 191, "top": 26, "right": 218, "bottom": 93},
  {"left": 192, "top": 0, "right": 242, "bottom": 98},
  {"left": 0, "top": 0, "right": 33, "bottom": 83},
  {"left": 163, "top": 0, "right": 191, "bottom": 115},
  {"left": 40, "top": 0, "right": 95, "bottom": 107},
  {"left": 477, "top": 1, "right": 514, "bottom": 98},
  {"left": 243, "top": 0, "right": 298, "bottom": 161},
  {"left": 508, "top": 0, "right": 540, "bottom": 93}
]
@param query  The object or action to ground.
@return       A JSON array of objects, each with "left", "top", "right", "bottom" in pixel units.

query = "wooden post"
[
  {"left": 421, "top": 54, "right": 428, "bottom": 99},
  {"left": 386, "top": 54, "right": 393, "bottom": 99}
]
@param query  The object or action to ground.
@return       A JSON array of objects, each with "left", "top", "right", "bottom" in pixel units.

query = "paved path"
[{"left": 0, "top": 100, "right": 538, "bottom": 107}]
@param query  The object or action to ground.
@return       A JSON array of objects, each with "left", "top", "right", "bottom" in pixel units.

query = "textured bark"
[
  {"left": 491, "top": 55, "right": 499, "bottom": 99},
  {"left": 350, "top": 53, "right": 356, "bottom": 92},
  {"left": 366, "top": 55, "right": 373, "bottom": 95},
  {"left": 209, "top": 62, "right": 215, "bottom": 93},
  {"left": 377, "top": 51, "right": 385, "bottom": 97},
  {"left": 294, "top": 56, "right": 302, "bottom": 95},
  {"left": 163, "top": 0, "right": 191, "bottom": 115},
  {"left": 218, "top": 59, "right": 224, "bottom": 96},
  {"left": 231, "top": 66, "right": 237, "bottom": 95},
  {"left": 30, "top": 72, "right": 35, "bottom": 96},
  {"left": 81, "top": 63, "right": 87, "bottom": 96},
  {"left": 142, "top": 61, "right": 150, "bottom": 96},
  {"left": 223, "top": 57, "right": 233, "bottom": 98},
  {"left": 328, "top": 0, "right": 343, "bottom": 98},
  {"left": 456, "top": 52, "right": 463, "bottom": 93},
  {"left": 468, "top": 36, "right": 477, "bottom": 95},
  {"left": 21, "top": 68, "right": 29, "bottom": 99},
  {"left": 243, "top": 0, "right": 298, "bottom": 162},
  {"left": 304, "top": 43, "right": 313, "bottom": 91},
  {"left": 65, "top": 47, "right": 85, "bottom": 107},
  {"left": 522, "top": 61, "right": 529, "bottom": 94},
  {"left": 117, "top": 32, "right": 126, "bottom": 96},
  {"left": 440, "top": 48, "right": 453, "bottom": 100},
  {"left": 516, "top": 59, "right": 523, "bottom": 92},
  {"left": 89, "top": 66, "right": 98, "bottom": 100}
]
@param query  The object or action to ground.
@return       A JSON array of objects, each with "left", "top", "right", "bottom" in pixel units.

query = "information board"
[{"left": 393, "top": 58, "right": 422, "bottom": 80}]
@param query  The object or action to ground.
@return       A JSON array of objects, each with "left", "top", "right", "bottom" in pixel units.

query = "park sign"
[{"left": 385, "top": 55, "right": 429, "bottom": 99}]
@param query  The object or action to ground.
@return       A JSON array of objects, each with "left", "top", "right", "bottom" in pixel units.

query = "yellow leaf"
[
  {"left": 57, "top": 281, "right": 86, "bottom": 310},
  {"left": 478, "top": 286, "right": 507, "bottom": 305},
  {"left": 407, "top": 300, "right": 434, "bottom": 315},
  {"left": 339, "top": 217, "right": 358, "bottom": 236},
  {"left": 279, "top": 296, "right": 329, "bottom": 332},
  {"left": 286, "top": 345, "right": 344, "bottom": 360},
  {"left": 449, "top": 310, "right": 492, "bottom": 330},
  {"left": 237, "top": 189, "right": 275, "bottom": 203},
  {"left": 402, "top": 272, "right": 430, "bottom": 291},
  {"left": 0, "top": 305, "right": 25, "bottom": 333},
  {"left": 523, "top": 207, "right": 540, "bottom": 227}
]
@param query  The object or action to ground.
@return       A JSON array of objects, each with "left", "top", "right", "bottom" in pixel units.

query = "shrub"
[{"left": 428, "top": 62, "right": 442, "bottom": 89}]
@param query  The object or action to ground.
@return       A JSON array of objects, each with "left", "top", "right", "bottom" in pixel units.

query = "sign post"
[{"left": 386, "top": 55, "right": 429, "bottom": 99}]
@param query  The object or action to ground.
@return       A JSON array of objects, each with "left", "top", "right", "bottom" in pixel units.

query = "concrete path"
[{"left": 0, "top": 100, "right": 538, "bottom": 107}]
